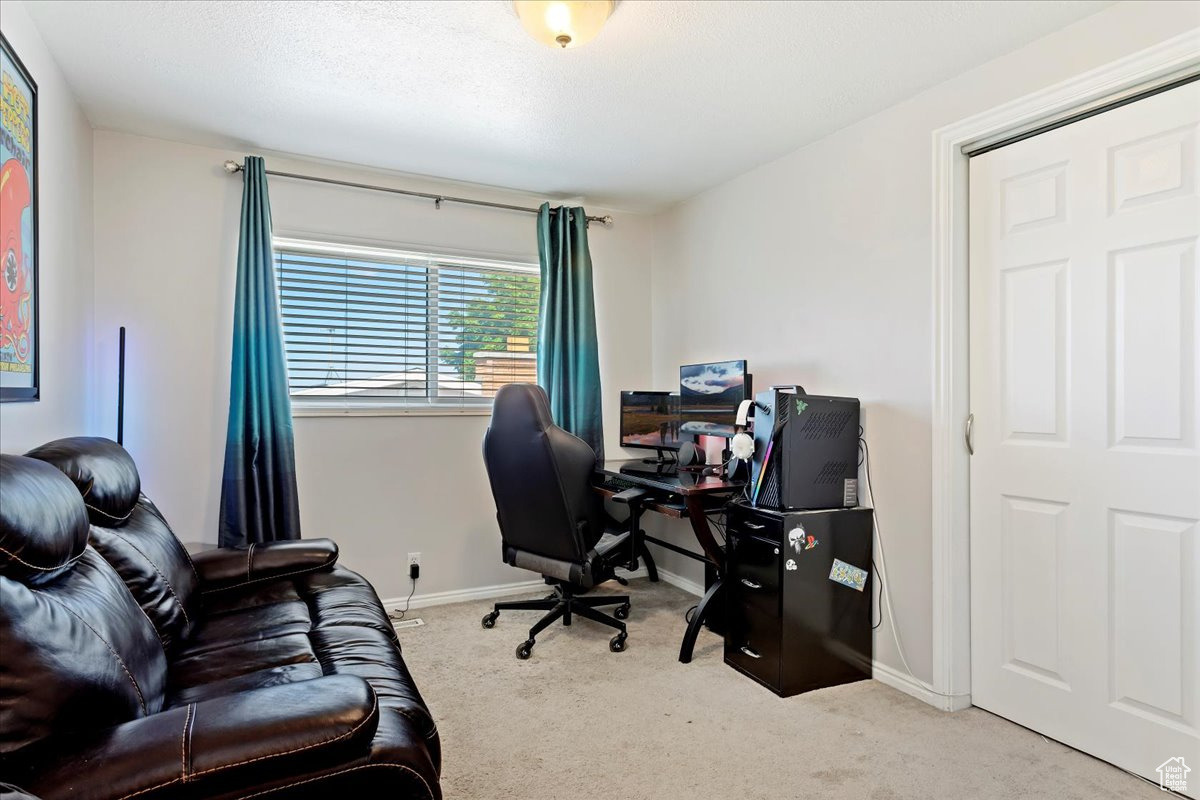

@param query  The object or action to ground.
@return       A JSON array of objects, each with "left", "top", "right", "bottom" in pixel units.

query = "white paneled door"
[{"left": 970, "top": 81, "right": 1199, "bottom": 792}]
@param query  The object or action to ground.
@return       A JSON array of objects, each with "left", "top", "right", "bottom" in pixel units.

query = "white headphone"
[{"left": 730, "top": 400, "right": 756, "bottom": 461}]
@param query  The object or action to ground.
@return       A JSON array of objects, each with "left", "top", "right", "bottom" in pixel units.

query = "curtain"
[
  {"left": 218, "top": 156, "right": 302, "bottom": 547},
  {"left": 536, "top": 203, "right": 604, "bottom": 461}
]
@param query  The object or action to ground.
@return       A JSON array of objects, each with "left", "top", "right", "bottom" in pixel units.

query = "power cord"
[
  {"left": 859, "top": 432, "right": 925, "bottom": 685},
  {"left": 390, "top": 563, "right": 420, "bottom": 621}
]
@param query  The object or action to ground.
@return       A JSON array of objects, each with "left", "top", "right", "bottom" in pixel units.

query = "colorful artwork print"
[{"left": 0, "top": 34, "right": 37, "bottom": 401}]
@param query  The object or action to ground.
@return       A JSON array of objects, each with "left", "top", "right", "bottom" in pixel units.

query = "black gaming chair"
[{"left": 481, "top": 383, "right": 645, "bottom": 659}]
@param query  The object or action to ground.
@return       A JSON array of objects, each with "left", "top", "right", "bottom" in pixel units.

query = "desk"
[{"left": 594, "top": 460, "right": 743, "bottom": 663}]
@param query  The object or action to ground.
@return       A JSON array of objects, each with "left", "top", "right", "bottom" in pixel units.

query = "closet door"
[{"left": 969, "top": 81, "right": 1199, "bottom": 792}]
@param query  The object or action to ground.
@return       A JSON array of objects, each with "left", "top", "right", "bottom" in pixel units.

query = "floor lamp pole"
[{"left": 117, "top": 327, "right": 126, "bottom": 446}]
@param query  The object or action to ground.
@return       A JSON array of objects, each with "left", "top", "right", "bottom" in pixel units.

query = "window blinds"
[{"left": 274, "top": 240, "right": 540, "bottom": 410}]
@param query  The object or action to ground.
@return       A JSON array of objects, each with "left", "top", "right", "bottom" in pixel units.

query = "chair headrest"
[
  {"left": 25, "top": 437, "right": 141, "bottom": 527},
  {"left": 491, "top": 383, "right": 556, "bottom": 433},
  {"left": 0, "top": 454, "right": 91, "bottom": 585}
]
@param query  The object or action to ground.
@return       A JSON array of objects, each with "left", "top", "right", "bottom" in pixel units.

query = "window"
[{"left": 274, "top": 239, "right": 539, "bottom": 413}]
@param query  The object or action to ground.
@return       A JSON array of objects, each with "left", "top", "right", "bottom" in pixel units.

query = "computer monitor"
[
  {"left": 679, "top": 360, "right": 749, "bottom": 437},
  {"left": 619, "top": 391, "right": 681, "bottom": 458}
]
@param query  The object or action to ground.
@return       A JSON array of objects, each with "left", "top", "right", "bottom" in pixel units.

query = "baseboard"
[
  {"left": 382, "top": 566, "right": 651, "bottom": 612},
  {"left": 872, "top": 660, "right": 972, "bottom": 711},
  {"left": 654, "top": 567, "right": 705, "bottom": 597}
]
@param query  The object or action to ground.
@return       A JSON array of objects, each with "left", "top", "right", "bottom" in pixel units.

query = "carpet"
[{"left": 395, "top": 578, "right": 1158, "bottom": 799}]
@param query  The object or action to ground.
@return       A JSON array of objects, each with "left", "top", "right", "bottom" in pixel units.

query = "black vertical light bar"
[{"left": 117, "top": 326, "right": 126, "bottom": 446}]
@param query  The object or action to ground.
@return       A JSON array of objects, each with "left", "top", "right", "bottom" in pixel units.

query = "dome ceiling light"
[{"left": 513, "top": 1, "right": 615, "bottom": 49}]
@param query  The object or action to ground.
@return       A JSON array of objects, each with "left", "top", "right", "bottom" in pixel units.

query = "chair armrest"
[
  {"left": 11, "top": 676, "right": 378, "bottom": 800},
  {"left": 610, "top": 487, "right": 648, "bottom": 505},
  {"left": 191, "top": 538, "right": 339, "bottom": 592}
]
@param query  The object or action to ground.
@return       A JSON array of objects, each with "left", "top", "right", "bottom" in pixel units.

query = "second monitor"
[
  {"left": 679, "top": 360, "right": 750, "bottom": 437},
  {"left": 619, "top": 391, "right": 681, "bottom": 461}
]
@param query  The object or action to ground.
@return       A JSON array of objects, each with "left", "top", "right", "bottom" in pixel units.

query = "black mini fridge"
[{"left": 724, "top": 502, "right": 873, "bottom": 697}]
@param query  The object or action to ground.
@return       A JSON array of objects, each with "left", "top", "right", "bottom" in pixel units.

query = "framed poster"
[{"left": 1, "top": 33, "right": 38, "bottom": 402}]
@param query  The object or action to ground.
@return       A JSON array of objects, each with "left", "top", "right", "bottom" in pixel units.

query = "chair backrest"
[{"left": 482, "top": 384, "right": 604, "bottom": 566}]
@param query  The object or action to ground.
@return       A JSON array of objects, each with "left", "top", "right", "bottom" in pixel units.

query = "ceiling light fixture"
[{"left": 513, "top": 1, "right": 615, "bottom": 50}]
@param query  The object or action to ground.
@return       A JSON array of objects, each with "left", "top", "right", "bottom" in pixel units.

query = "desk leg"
[
  {"left": 638, "top": 538, "right": 659, "bottom": 582},
  {"left": 679, "top": 577, "right": 722, "bottom": 664}
]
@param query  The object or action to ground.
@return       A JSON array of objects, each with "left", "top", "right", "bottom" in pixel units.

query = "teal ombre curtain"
[
  {"left": 536, "top": 203, "right": 604, "bottom": 461},
  {"left": 218, "top": 156, "right": 302, "bottom": 547}
]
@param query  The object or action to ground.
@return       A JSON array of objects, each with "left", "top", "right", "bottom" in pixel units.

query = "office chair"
[{"left": 481, "top": 383, "right": 645, "bottom": 659}]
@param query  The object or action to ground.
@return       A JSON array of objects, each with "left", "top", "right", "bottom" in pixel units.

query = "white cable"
[{"left": 862, "top": 436, "right": 934, "bottom": 690}]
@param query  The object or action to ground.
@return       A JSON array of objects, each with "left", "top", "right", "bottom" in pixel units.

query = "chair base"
[{"left": 482, "top": 585, "right": 629, "bottom": 659}]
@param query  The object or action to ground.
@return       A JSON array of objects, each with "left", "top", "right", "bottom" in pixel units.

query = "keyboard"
[{"left": 599, "top": 477, "right": 640, "bottom": 492}]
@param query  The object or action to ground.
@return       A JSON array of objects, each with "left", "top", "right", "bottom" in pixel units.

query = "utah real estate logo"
[{"left": 1157, "top": 757, "right": 1189, "bottom": 793}]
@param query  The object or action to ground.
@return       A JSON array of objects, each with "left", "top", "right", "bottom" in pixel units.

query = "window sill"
[{"left": 291, "top": 405, "right": 493, "bottom": 418}]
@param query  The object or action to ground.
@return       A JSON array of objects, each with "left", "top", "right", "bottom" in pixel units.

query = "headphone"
[{"left": 730, "top": 399, "right": 758, "bottom": 462}]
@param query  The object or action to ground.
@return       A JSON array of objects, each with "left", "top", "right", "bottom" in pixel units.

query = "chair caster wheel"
[
  {"left": 516, "top": 640, "right": 535, "bottom": 660},
  {"left": 609, "top": 633, "right": 627, "bottom": 652},
  {"left": 481, "top": 612, "right": 498, "bottom": 629},
  {"left": 614, "top": 603, "right": 631, "bottom": 620}
]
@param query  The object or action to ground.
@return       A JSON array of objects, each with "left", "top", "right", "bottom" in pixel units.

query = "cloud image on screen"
[{"left": 679, "top": 360, "right": 746, "bottom": 434}]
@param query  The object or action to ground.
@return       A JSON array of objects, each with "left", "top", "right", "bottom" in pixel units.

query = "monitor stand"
[{"left": 641, "top": 448, "right": 676, "bottom": 465}]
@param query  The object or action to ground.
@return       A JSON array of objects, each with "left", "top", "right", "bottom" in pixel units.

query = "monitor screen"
[
  {"left": 679, "top": 360, "right": 748, "bottom": 437},
  {"left": 619, "top": 391, "right": 681, "bottom": 451}
]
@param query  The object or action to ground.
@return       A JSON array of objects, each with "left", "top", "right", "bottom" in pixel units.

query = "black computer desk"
[{"left": 594, "top": 460, "right": 744, "bottom": 664}]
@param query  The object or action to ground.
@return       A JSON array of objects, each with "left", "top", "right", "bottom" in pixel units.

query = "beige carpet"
[{"left": 395, "top": 578, "right": 1158, "bottom": 799}]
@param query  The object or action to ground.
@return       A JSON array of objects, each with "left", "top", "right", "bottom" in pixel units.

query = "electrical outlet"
[{"left": 407, "top": 553, "right": 421, "bottom": 568}]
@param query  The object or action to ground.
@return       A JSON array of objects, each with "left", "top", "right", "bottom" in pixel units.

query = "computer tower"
[{"left": 749, "top": 388, "right": 860, "bottom": 510}]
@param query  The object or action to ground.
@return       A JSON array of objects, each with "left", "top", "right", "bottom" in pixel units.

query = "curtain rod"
[{"left": 222, "top": 160, "right": 614, "bottom": 227}]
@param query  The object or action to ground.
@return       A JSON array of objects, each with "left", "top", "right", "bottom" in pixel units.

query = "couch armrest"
[
  {"left": 191, "top": 538, "right": 339, "bottom": 592},
  {"left": 10, "top": 675, "right": 378, "bottom": 800}
]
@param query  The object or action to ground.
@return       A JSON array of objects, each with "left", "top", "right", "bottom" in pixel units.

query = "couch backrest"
[
  {"left": 26, "top": 437, "right": 201, "bottom": 652},
  {"left": 0, "top": 455, "right": 167, "bottom": 754}
]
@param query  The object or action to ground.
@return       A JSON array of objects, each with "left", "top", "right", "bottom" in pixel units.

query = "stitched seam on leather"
[
  {"left": 186, "top": 692, "right": 379, "bottom": 778},
  {"left": 107, "top": 530, "right": 193, "bottom": 626},
  {"left": 0, "top": 544, "right": 85, "bottom": 572},
  {"left": 109, "top": 694, "right": 384, "bottom": 800},
  {"left": 116, "top": 778, "right": 181, "bottom": 800},
  {"left": 180, "top": 703, "right": 194, "bottom": 782},
  {"left": 140, "top": 499, "right": 203, "bottom": 588},
  {"left": 247, "top": 543, "right": 255, "bottom": 581},
  {"left": 81, "top": 477, "right": 95, "bottom": 497},
  {"left": 33, "top": 589, "right": 149, "bottom": 715},
  {"left": 128, "top": 587, "right": 169, "bottom": 654},
  {"left": 199, "top": 555, "right": 338, "bottom": 594},
  {"left": 235, "top": 763, "right": 433, "bottom": 800},
  {"left": 85, "top": 501, "right": 134, "bottom": 523}
]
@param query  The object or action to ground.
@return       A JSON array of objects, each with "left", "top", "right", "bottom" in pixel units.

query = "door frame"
[{"left": 929, "top": 29, "right": 1200, "bottom": 712}]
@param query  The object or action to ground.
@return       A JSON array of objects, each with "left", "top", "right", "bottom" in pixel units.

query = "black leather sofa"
[{"left": 0, "top": 438, "right": 441, "bottom": 799}]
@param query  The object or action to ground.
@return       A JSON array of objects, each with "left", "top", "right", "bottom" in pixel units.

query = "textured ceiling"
[{"left": 22, "top": 0, "right": 1112, "bottom": 211}]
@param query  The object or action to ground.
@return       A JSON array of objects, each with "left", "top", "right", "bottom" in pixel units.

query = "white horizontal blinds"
[
  {"left": 432, "top": 264, "right": 539, "bottom": 401},
  {"left": 274, "top": 241, "right": 538, "bottom": 409}
]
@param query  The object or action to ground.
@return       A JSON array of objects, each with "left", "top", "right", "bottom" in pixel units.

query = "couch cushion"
[
  {"left": 26, "top": 438, "right": 140, "bottom": 528},
  {"left": 165, "top": 566, "right": 438, "bottom": 767},
  {"left": 0, "top": 549, "right": 168, "bottom": 754},
  {"left": 86, "top": 497, "right": 201, "bottom": 653},
  {"left": 0, "top": 455, "right": 90, "bottom": 587},
  {"left": 25, "top": 439, "right": 202, "bottom": 653}
]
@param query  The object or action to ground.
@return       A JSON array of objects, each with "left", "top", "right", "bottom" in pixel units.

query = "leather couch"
[{"left": 0, "top": 438, "right": 441, "bottom": 799}]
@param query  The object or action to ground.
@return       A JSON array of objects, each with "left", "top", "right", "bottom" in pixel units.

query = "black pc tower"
[{"left": 749, "top": 387, "right": 860, "bottom": 510}]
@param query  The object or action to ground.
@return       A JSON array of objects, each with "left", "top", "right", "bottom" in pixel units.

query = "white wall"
[
  {"left": 91, "top": 131, "right": 653, "bottom": 600},
  {"left": 646, "top": 0, "right": 1199, "bottom": 686},
  {"left": 0, "top": 1, "right": 94, "bottom": 451}
]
